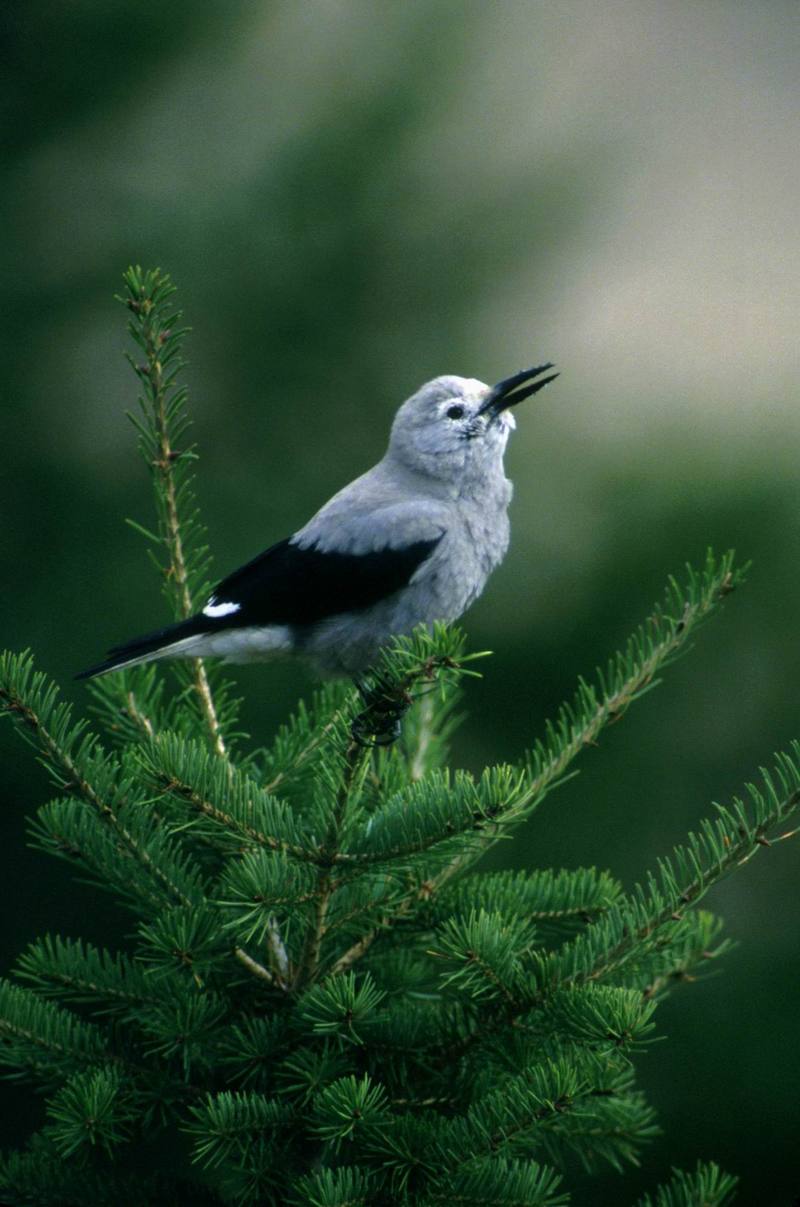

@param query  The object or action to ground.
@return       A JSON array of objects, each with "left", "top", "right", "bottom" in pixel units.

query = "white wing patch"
[{"left": 202, "top": 599, "right": 241, "bottom": 619}]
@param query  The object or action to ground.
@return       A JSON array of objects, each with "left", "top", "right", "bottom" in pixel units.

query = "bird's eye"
[{"left": 446, "top": 404, "right": 465, "bottom": 420}]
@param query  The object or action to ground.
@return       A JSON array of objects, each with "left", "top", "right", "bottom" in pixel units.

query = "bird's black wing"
[
  {"left": 207, "top": 534, "right": 443, "bottom": 629},
  {"left": 76, "top": 532, "right": 443, "bottom": 679}
]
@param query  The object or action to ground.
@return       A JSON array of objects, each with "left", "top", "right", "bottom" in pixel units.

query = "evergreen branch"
[
  {"left": 428, "top": 909, "right": 537, "bottom": 1006},
  {"left": 44, "top": 1066, "right": 136, "bottom": 1158},
  {"left": 524, "top": 550, "right": 743, "bottom": 811},
  {"left": 0, "top": 1134, "right": 151, "bottom": 1207},
  {"left": 633, "top": 1160, "right": 737, "bottom": 1207},
  {"left": 184, "top": 1091, "right": 291, "bottom": 1168},
  {"left": 424, "top": 868, "right": 624, "bottom": 932},
  {"left": 134, "top": 991, "right": 230, "bottom": 1078},
  {"left": 429, "top": 551, "right": 745, "bottom": 894},
  {"left": 122, "top": 266, "right": 276, "bottom": 977},
  {"left": 403, "top": 682, "right": 464, "bottom": 786},
  {"left": 632, "top": 910, "right": 731, "bottom": 999},
  {"left": 328, "top": 924, "right": 394, "bottom": 978},
  {"left": 310, "top": 1073, "right": 390, "bottom": 1150},
  {"left": 146, "top": 743, "right": 312, "bottom": 985},
  {"left": 429, "top": 755, "right": 794, "bottom": 1062},
  {"left": 0, "top": 980, "right": 109, "bottom": 1086},
  {"left": 32, "top": 796, "right": 205, "bottom": 916},
  {"left": 514, "top": 986, "right": 658, "bottom": 1058},
  {"left": 490, "top": 1073, "right": 653, "bottom": 1170},
  {"left": 216, "top": 1015, "right": 288, "bottom": 1090},
  {"left": 424, "top": 1157, "right": 567, "bottom": 1206},
  {"left": 291, "top": 1165, "right": 376, "bottom": 1207},
  {"left": 218, "top": 849, "right": 324, "bottom": 914},
  {"left": 0, "top": 652, "right": 203, "bottom": 911},
  {"left": 260, "top": 627, "right": 477, "bottom": 801},
  {"left": 137, "top": 899, "right": 276, "bottom": 1025},
  {"left": 297, "top": 971, "right": 387, "bottom": 1045},
  {"left": 233, "top": 948, "right": 277, "bottom": 987},
  {"left": 409, "top": 692, "right": 436, "bottom": 782},
  {"left": 120, "top": 265, "right": 230, "bottom": 758},
  {"left": 333, "top": 555, "right": 742, "bottom": 889},
  {"left": 330, "top": 853, "right": 620, "bottom": 984},
  {"left": 123, "top": 687, "right": 157, "bottom": 738},
  {"left": 395, "top": 914, "right": 728, "bottom": 1075},
  {"left": 136, "top": 904, "right": 231, "bottom": 985},
  {"left": 549, "top": 744, "right": 800, "bottom": 990},
  {"left": 536, "top": 1087, "right": 659, "bottom": 1172},
  {"left": 275, "top": 1042, "right": 354, "bottom": 1107},
  {"left": 376, "top": 1056, "right": 655, "bottom": 1182},
  {"left": 14, "top": 936, "right": 157, "bottom": 1013},
  {"left": 259, "top": 681, "right": 353, "bottom": 798},
  {"left": 86, "top": 666, "right": 169, "bottom": 749},
  {"left": 322, "top": 875, "right": 414, "bottom": 939},
  {"left": 139, "top": 734, "right": 321, "bottom": 863},
  {"left": 353, "top": 622, "right": 488, "bottom": 747},
  {"left": 296, "top": 738, "right": 372, "bottom": 988},
  {"left": 217, "top": 848, "right": 321, "bottom": 973},
  {"left": 340, "top": 764, "right": 528, "bottom": 866}
]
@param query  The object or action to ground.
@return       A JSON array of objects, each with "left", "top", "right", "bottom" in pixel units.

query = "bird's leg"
[
  {"left": 351, "top": 672, "right": 412, "bottom": 747},
  {"left": 352, "top": 719, "right": 403, "bottom": 748},
  {"left": 353, "top": 675, "right": 374, "bottom": 705}
]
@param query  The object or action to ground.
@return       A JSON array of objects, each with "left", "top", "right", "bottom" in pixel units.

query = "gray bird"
[{"left": 77, "top": 363, "right": 557, "bottom": 682}]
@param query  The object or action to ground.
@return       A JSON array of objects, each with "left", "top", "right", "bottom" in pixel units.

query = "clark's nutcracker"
[{"left": 77, "top": 363, "right": 557, "bottom": 681}]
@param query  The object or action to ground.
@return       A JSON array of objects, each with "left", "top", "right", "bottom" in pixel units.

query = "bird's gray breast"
[{"left": 407, "top": 480, "right": 512, "bottom": 622}]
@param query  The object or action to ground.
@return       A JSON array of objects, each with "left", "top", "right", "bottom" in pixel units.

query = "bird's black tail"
[{"left": 75, "top": 614, "right": 209, "bottom": 680}]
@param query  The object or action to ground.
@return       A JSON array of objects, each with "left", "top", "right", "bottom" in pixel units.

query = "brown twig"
[
  {"left": 141, "top": 307, "right": 226, "bottom": 760},
  {"left": 295, "top": 739, "right": 368, "bottom": 989}
]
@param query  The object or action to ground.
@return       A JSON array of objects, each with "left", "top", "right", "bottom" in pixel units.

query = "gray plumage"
[{"left": 77, "top": 364, "right": 557, "bottom": 681}]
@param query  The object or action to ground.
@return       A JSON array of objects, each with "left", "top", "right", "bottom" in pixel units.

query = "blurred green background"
[{"left": 2, "top": 2, "right": 799, "bottom": 1201}]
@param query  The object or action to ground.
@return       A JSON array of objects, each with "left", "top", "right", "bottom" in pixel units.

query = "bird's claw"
[
  {"left": 351, "top": 715, "right": 404, "bottom": 748},
  {"left": 351, "top": 675, "right": 412, "bottom": 747}
]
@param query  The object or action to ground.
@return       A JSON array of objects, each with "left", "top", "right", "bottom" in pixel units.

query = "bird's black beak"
[{"left": 478, "top": 362, "right": 559, "bottom": 420}]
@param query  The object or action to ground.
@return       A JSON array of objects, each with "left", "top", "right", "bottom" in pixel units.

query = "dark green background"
[{"left": 2, "top": 3, "right": 799, "bottom": 1202}]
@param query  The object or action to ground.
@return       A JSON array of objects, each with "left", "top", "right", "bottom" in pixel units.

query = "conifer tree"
[{"left": 0, "top": 267, "right": 796, "bottom": 1205}]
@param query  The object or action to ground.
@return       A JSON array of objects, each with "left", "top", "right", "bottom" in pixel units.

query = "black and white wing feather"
[
  {"left": 205, "top": 534, "right": 443, "bottom": 628},
  {"left": 76, "top": 532, "right": 443, "bottom": 679}
]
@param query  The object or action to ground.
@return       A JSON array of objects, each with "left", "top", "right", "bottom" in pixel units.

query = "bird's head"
[{"left": 387, "top": 364, "right": 558, "bottom": 486}]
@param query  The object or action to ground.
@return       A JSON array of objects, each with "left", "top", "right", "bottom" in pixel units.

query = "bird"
[{"left": 77, "top": 363, "right": 558, "bottom": 682}]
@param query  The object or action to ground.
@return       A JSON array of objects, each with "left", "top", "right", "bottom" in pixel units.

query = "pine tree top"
[{"left": 0, "top": 268, "right": 795, "bottom": 1206}]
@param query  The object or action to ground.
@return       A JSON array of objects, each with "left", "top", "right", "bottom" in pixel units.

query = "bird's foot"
[
  {"left": 351, "top": 715, "right": 404, "bottom": 748},
  {"left": 351, "top": 674, "right": 412, "bottom": 747}
]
